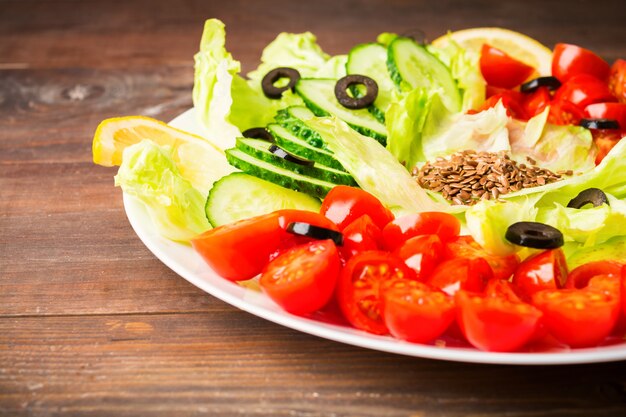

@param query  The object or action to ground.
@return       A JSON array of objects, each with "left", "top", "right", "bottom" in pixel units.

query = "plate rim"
[{"left": 122, "top": 107, "right": 626, "bottom": 365}]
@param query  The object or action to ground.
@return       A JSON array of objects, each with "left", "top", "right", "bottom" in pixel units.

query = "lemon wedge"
[
  {"left": 93, "top": 115, "right": 234, "bottom": 192},
  {"left": 432, "top": 28, "right": 553, "bottom": 76}
]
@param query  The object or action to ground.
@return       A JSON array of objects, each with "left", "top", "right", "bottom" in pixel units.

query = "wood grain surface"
[{"left": 2, "top": 0, "right": 626, "bottom": 416}]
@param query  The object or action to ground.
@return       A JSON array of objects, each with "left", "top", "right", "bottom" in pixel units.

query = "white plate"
[{"left": 123, "top": 108, "right": 626, "bottom": 365}]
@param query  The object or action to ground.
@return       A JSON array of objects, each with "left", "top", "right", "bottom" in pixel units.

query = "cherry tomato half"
[
  {"left": 554, "top": 74, "right": 616, "bottom": 109},
  {"left": 444, "top": 235, "right": 520, "bottom": 281},
  {"left": 552, "top": 43, "right": 611, "bottom": 82},
  {"left": 548, "top": 99, "right": 586, "bottom": 126},
  {"left": 260, "top": 240, "right": 341, "bottom": 315},
  {"left": 593, "top": 130, "right": 624, "bottom": 165},
  {"left": 609, "top": 59, "right": 626, "bottom": 103},
  {"left": 393, "top": 234, "right": 443, "bottom": 280},
  {"left": 585, "top": 102, "right": 626, "bottom": 130},
  {"left": 381, "top": 279, "right": 455, "bottom": 343},
  {"left": 532, "top": 286, "right": 620, "bottom": 348},
  {"left": 337, "top": 251, "right": 415, "bottom": 335},
  {"left": 480, "top": 44, "right": 535, "bottom": 89},
  {"left": 565, "top": 260, "right": 623, "bottom": 289},
  {"left": 477, "top": 92, "right": 528, "bottom": 120},
  {"left": 523, "top": 86, "right": 551, "bottom": 118},
  {"left": 382, "top": 212, "right": 460, "bottom": 251},
  {"left": 512, "top": 249, "right": 568, "bottom": 300},
  {"left": 456, "top": 290, "right": 542, "bottom": 352},
  {"left": 321, "top": 186, "right": 394, "bottom": 230},
  {"left": 427, "top": 257, "right": 492, "bottom": 296},
  {"left": 484, "top": 279, "right": 523, "bottom": 303},
  {"left": 340, "top": 214, "right": 383, "bottom": 260}
]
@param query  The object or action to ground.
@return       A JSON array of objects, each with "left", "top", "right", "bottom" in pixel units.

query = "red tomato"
[
  {"left": 477, "top": 92, "right": 528, "bottom": 120},
  {"left": 485, "top": 85, "right": 524, "bottom": 101},
  {"left": 552, "top": 43, "right": 611, "bottom": 82},
  {"left": 554, "top": 74, "right": 616, "bottom": 109},
  {"left": 523, "top": 86, "right": 551, "bottom": 118},
  {"left": 484, "top": 279, "right": 523, "bottom": 303},
  {"left": 565, "top": 260, "right": 623, "bottom": 289},
  {"left": 609, "top": 59, "right": 626, "bottom": 103},
  {"left": 320, "top": 186, "right": 394, "bottom": 230},
  {"left": 512, "top": 249, "right": 568, "bottom": 300},
  {"left": 456, "top": 290, "right": 542, "bottom": 352},
  {"left": 340, "top": 214, "right": 382, "bottom": 259},
  {"left": 337, "top": 251, "right": 415, "bottom": 335},
  {"left": 480, "top": 44, "right": 534, "bottom": 89},
  {"left": 272, "top": 209, "right": 341, "bottom": 258},
  {"left": 585, "top": 102, "right": 626, "bottom": 130},
  {"left": 381, "top": 279, "right": 455, "bottom": 343},
  {"left": 260, "top": 240, "right": 341, "bottom": 315},
  {"left": 548, "top": 99, "right": 586, "bottom": 126},
  {"left": 443, "top": 235, "right": 520, "bottom": 281},
  {"left": 532, "top": 286, "right": 620, "bottom": 348},
  {"left": 427, "top": 257, "right": 492, "bottom": 296},
  {"left": 622, "top": 265, "right": 626, "bottom": 319},
  {"left": 393, "top": 234, "right": 443, "bottom": 280},
  {"left": 381, "top": 212, "right": 460, "bottom": 251},
  {"left": 593, "top": 130, "right": 624, "bottom": 165},
  {"left": 192, "top": 212, "right": 283, "bottom": 281}
]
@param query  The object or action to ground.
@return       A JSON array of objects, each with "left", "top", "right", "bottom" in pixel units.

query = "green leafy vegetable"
[{"left": 115, "top": 140, "right": 210, "bottom": 242}]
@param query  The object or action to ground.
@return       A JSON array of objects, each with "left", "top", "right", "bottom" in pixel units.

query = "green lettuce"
[
  {"left": 115, "top": 140, "right": 210, "bottom": 242},
  {"left": 305, "top": 116, "right": 449, "bottom": 215}
]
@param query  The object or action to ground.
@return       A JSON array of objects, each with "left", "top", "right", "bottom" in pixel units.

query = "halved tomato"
[
  {"left": 548, "top": 99, "right": 586, "bottom": 125},
  {"left": 260, "top": 240, "right": 341, "bottom": 315},
  {"left": 554, "top": 74, "right": 616, "bottom": 109},
  {"left": 340, "top": 214, "right": 383, "bottom": 260},
  {"left": 480, "top": 44, "right": 535, "bottom": 89},
  {"left": 523, "top": 86, "right": 551, "bottom": 118},
  {"left": 585, "top": 102, "right": 626, "bottom": 130},
  {"left": 476, "top": 92, "right": 528, "bottom": 120},
  {"left": 565, "top": 260, "right": 623, "bottom": 289},
  {"left": 381, "top": 279, "right": 455, "bottom": 343},
  {"left": 337, "top": 251, "right": 415, "bottom": 335},
  {"left": 393, "top": 234, "right": 443, "bottom": 280},
  {"left": 512, "top": 249, "right": 568, "bottom": 300},
  {"left": 381, "top": 212, "right": 460, "bottom": 251},
  {"left": 593, "top": 130, "right": 624, "bottom": 165},
  {"left": 320, "top": 185, "right": 393, "bottom": 230},
  {"left": 552, "top": 43, "right": 611, "bottom": 82},
  {"left": 443, "top": 235, "right": 520, "bottom": 280},
  {"left": 427, "top": 257, "right": 492, "bottom": 296},
  {"left": 456, "top": 290, "right": 542, "bottom": 352},
  {"left": 609, "top": 59, "right": 626, "bottom": 103}
]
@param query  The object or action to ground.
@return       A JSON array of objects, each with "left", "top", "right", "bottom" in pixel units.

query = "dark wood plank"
[{"left": 2, "top": 313, "right": 626, "bottom": 417}]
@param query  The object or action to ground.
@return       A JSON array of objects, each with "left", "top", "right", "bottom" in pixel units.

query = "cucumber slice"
[
  {"left": 225, "top": 148, "right": 337, "bottom": 199},
  {"left": 346, "top": 43, "right": 396, "bottom": 123},
  {"left": 267, "top": 124, "right": 345, "bottom": 171},
  {"left": 235, "top": 137, "right": 356, "bottom": 186},
  {"left": 387, "top": 37, "right": 461, "bottom": 112},
  {"left": 274, "top": 106, "right": 327, "bottom": 148},
  {"left": 205, "top": 172, "right": 321, "bottom": 227},
  {"left": 295, "top": 78, "right": 388, "bottom": 145}
]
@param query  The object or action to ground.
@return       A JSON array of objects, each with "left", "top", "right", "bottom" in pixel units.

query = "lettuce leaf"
[
  {"left": 305, "top": 116, "right": 449, "bottom": 215},
  {"left": 115, "top": 140, "right": 210, "bottom": 242}
]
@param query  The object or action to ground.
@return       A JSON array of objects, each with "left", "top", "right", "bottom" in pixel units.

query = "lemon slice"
[
  {"left": 93, "top": 115, "right": 235, "bottom": 192},
  {"left": 432, "top": 28, "right": 553, "bottom": 76}
]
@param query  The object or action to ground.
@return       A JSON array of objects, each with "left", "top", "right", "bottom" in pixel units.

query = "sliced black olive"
[
  {"left": 520, "top": 76, "right": 562, "bottom": 93},
  {"left": 242, "top": 127, "right": 274, "bottom": 142},
  {"left": 567, "top": 188, "right": 609, "bottom": 209},
  {"left": 269, "top": 144, "right": 314, "bottom": 167},
  {"left": 261, "top": 67, "right": 301, "bottom": 99},
  {"left": 286, "top": 222, "right": 344, "bottom": 246},
  {"left": 580, "top": 118, "right": 621, "bottom": 130},
  {"left": 334, "top": 75, "right": 378, "bottom": 109},
  {"left": 505, "top": 221, "right": 564, "bottom": 249}
]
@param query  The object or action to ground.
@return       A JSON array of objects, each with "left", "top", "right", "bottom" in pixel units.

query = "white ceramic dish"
[{"left": 122, "top": 108, "right": 626, "bottom": 365}]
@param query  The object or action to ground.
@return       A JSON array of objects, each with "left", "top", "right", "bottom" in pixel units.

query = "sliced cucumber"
[
  {"left": 387, "top": 37, "right": 461, "bottom": 112},
  {"left": 205, "top": 172, "right": 321, "bottom": 227},
  {"left": 295, "top": 78, "right": 388, "bottom": 145},
  {"left": 274, "top": 106, "right": 327, "bottom": 148},
  {"left": 346, "top": 43, "right": 396, "bottom": 123},
  {"left": 235, "top": 137, "right": 356, "bottom": 186},
  {"left": 225, "top": 148, "right": 337, "bottom": 199},
  {"left": 267, "top": 124, "right": 345, "bottom": 171}
]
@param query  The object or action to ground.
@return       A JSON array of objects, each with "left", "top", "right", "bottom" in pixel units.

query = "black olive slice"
[
  {"left": 334, "top": 75, "right": 378, "bottom": 109},
  {"left": 286, "top": 222, "right": 344, "bottom": 246},
  {"left": 580, "top": 118, "right": 620, "bottom": 130},
  {"left": 520, "top": 76, "right": 562, "bottom": 93},
  {"left": 567, "top": 188, "right": 609, "bottom": 209},
  {"left": 242, "top": 127, "right": 274, "bottom": 142},
  {"left": 268, "top": 144, "right": 314, "bottom": 167},
  {"left": 261, "top": 67, "right": 301, "bottom": 99},
  {"left": 505, "top": 221, "right": 564, "bottom": 249}
]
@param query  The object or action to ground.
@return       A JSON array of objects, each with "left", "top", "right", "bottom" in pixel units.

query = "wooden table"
[{"left": 2, "top": 1, "right": 626, "bottom": 415}]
